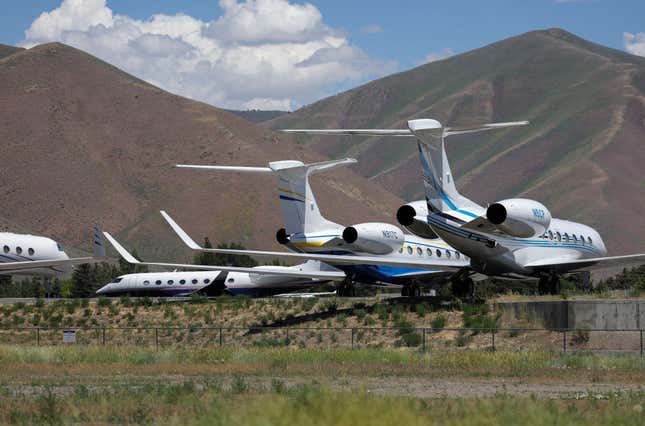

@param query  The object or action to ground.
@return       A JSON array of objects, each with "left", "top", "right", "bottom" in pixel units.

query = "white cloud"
[
  {"left": 624, "top": 32, "right": 645, "bottom": 57},
  {"left": 21, "top": 0, "right": 394, "bottom": 110},
  {"left": 360, "top": 25, "right": 383, "bottom": 35},
  {"left": 420, "top": 48, "right": 454, "bottom": 64}
]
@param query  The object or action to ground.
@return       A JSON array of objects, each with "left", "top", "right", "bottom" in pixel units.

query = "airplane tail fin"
[
  {"left": 176, "top": 159, "right": 356, "bottom": 236},
  {"left": 407, "top": 119, "right": 527, "bottom": 220},
  {"left": 93, "top": 224, "right": 106, "bottom": 258}
]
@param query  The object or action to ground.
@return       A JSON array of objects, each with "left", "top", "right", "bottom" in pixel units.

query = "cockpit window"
[
  {"left": 548, "top": 231, "right": 553, "bottom": 240},
  {"left": 113, "top": 278, "right": 123, "bottom": 283},
  {"left": 57, "top": 243, "right": 64, "bottom": 252},
  {"left": 556, "top": 232, "right": 561, "bottom": 241},
  {"left": 587, "top": 236, "right": 593, "bottom": 245}
]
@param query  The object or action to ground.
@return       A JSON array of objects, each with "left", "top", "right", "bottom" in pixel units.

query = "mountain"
[
  {"left": 267, "top": 29, "right": 645, "bottom": 254},
  {"left": 225, "top": 109, "right": 289, "bottom": 123},
  {"left": 0, "top": 43, "right": 403, "bottom": 260}
]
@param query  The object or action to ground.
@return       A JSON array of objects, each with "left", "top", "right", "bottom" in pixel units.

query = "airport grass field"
[
  {"left": 1, "top": 345, "right": 645, "bottom": 424},
  {"left": 0, "top": 298, "right": 644, "bottom": 424}
]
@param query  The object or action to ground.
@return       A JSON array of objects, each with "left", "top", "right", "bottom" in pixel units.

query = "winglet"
[
  {"left": 93, "top": 224, "right": 106, "bottom": 258},
  {"left": 102, "top": 232, "right": 141, "bottom": 264},
  {"left": 160, "top": 210, "right": 202, "bottom": 250}
]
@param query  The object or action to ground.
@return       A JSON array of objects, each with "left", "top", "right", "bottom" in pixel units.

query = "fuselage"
[
  {"left": 0, "top": 232, "right": 70, "bottom": 276},
  {"left": 427, "top": 213, "right": 607, "bottom": 277},
  {"left": 97, "top": 267, "right": 328, "bottom": 297},
  {"left": 287, "top": 230, "right": 469, "bottom": 284}
]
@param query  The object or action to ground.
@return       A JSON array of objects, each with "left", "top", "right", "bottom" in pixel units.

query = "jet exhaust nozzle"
[
  {"left": 276, "top": 228, "right": 290, "bottom": 245},
  {"left": 396, "top": 205, "right": 416, "bottom": 226},
  {"left": 342, "top": 226, "right": 358, "bottom": 244},
  {"left": 486, "top": 203, "right": 507, "bottom": 225}
]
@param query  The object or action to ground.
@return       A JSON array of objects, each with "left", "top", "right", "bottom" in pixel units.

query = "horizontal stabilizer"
[
  {"left": 102, "top": 231, "right": 346, "bottom": 280},
  {"left": 176, "top": 165, "right": 273, "bottom": 173}
]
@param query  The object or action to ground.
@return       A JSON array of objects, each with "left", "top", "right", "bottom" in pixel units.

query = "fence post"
[
  {"left": 640, "top": 330, "right": 643, "bottom": 357},
  {"left": 102, "top": 327, "right": 106, "bottom": 345},
  {"left": 351, "top": 328, "right": 355, "bottom": 349},
  {"left": 155, "top": 328, "right": 158, "bottom": 350},
  {"left": 491, "top": 329, "right": 496, "bottom": 352},
  {"left": 219, "top": 327, "right": 223, "bottom": 347},
  {"left": 422, "top": 328, "right": 426, "bottom": 353},
  {"left": 37, "top": 327, "right": 40, "bottom": 346},
  {"left": 562, "top": 330, "right": 567, "bottom": 354}
]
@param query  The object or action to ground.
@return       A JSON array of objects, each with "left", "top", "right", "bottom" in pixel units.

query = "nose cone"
[{"left": 96, "top": 285, "right": 108, "bottom": 295}]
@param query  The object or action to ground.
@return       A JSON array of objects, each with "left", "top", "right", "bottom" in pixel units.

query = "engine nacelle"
[
  {"left": 396, "top": 201, "right": 437, "bottom": 239},
  {"left": 276, "top": 228, "right": 290, "bottom": 245},
  {"left": 342, "top": 222, "right": 404, "bottom": 254},
  {"left": 486, "top": 198, "right": 551, "bottom": 238}
]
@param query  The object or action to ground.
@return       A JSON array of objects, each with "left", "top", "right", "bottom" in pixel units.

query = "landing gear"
[
  {"left": 538, "top": 273, "right": 561, "bottom": 295},
  {"left": 451, "top": 277, "right": 474, "bottom": 300},
  {"left": 337, "top": 280, "right": 356, "bottom": 297},
  {"left": 401, "top": 285, "right": 421, "bottom": 297}
]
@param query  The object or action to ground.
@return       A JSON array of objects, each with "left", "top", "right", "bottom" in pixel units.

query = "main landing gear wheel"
[
  {"left": 401, "top": 285, "right": 421, "bottom": 297},
  {"left": 538, "top": 274, "right": 561, "bottom": 295},
  {"left": 337, "top": 281, "right": 355, "bottom": 297},
  {"left": 451, "top": 277, "right": 474, "bottom": 300}
]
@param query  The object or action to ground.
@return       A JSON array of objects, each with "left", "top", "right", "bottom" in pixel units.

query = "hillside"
[
  {"left": 268, "top": 29, "right": 645, "bottom": 254},
  {"left": 226, "top": 109, "right": 289, "bottom": 123},
  {"left": 0, "top": 43, "right": 403, "bottom": 260}
]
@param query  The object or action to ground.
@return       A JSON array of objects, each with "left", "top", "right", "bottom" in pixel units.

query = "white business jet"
[
  {"left": 0, "top": 228, "right": 102, "bottom": 277},
  {"left": 98, "top": 231, "right": 345, "bottom": 297}
]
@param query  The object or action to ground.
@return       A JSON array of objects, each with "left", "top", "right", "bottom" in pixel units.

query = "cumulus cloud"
[
  {"left": 420, "top": 48, "right": 454, "bottom": 64},
  {"left": 624, "top": 32, "right": 645, "bottom": 57},
  {"left": 21, "top": 0, "right": 394, "bottom": 110}
]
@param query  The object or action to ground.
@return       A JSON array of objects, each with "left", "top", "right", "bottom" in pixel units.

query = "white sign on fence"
[{"left": 63, "top": 330, "right": 76, "bottom": 343}]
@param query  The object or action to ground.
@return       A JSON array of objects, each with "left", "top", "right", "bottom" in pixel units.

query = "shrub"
[
  {"left": 35, "top": 298, "right": 45, "bottom": 309},
  {"left": 97, "top": 296, "right": 111, "bottom": 308},
  {"left": 119, "top": 295, "right": 132, "bottom": 307},
  {"left": 190, "top": 294, "right": 208, "bottom": 304},
  {"left": 572, "top": 325, "right": 591, "bottom": 345},
  {"left": 431, "top": 314, "right": 446, "bottom": 331},
  {"left": 400, "top": 331, "right": 422, "bottom": 347},
  {"left": 363, "top": 315, "right": 376, "bottom": 326},
  {"left": 414, "top": 303, "right": 430, "bottom": 317}
]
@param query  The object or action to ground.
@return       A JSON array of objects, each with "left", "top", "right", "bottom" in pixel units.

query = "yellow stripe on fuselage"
[{"left": 293, "top": 241, "right": 330, "bottom": 248}]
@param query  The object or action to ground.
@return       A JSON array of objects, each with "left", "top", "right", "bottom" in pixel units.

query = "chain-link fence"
[{"left": 1, "top": 326, "right": 644, "bottom": 354}]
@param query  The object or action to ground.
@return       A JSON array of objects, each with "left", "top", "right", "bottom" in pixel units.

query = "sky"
[{"left": 1, "top": 0, "right": 643, "bottom": 110}]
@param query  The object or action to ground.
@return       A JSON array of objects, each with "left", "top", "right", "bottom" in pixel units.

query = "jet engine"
[
  {"left": 396, "top": 201, "right": 437, "bottom": 239},
  {"left": 276, "top": 228, "right": 290, "bottom": 245},
  {"left": 342, "top": 223, "right": 404, "bottom": 254},
  {"left": 486, "top": 198, "right": 551, "bottom": 238}
]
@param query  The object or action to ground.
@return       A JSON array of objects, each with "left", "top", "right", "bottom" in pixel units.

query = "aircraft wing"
[
  {"left": 0, "top": 257, "right": 96, "bottom": 273},
  {"left": 160, "top": 211, "right": 466, "bottom": 272},
  {"left": 102, "top": 232, "right": 346, "bottom": 280},
  {"left": 525, "top": 253, "right": 645, "bottom": 272}
]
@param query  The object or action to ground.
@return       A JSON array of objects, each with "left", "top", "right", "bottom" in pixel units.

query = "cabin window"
[
  {"left": 436, "top": 249, "right": 442, "bottom": 257},
  {"left": 3, "top": 246, "right": 9, "bottom": 253},
  {"left": 192, "top": 279, "right": 198, "bottom": 284},
  {"left": 548, "top": 231, "right": 553, "bottom": 240},
  {"left": 407, "top": 246, "right": 413, "bottom": 255},
  {"left": 16, "top": 247, "right": 22, "bottom": 254},
  {"left": 445, "top": 250, "right": 451, "bottom": 258},
  {"left": 455, "top": 252, "right": 461, "bottom": 259},
  {"left": 398, "top": 247, "right": 403, "bottom": 253},
  {"left": 155, "top": 280, "right": 162, "bottom": 285},
  {"left": 143, "top": 280, "right": 150, "bottom": 286},
  {"left": 416, "top": 247, "right": 422, "bottom": 256},
  {"left": 204, "top": 279, "right": 211, "bottom": 284},
  {"left": 28, "top": 248, "right": 35, "bottom": 256},
  {"left": 427, "top": 248, "right": 432, "bottom": 256},
  {"left": 180, "top": 280, "right": 186, "bottom": 285},
  {"left": 168, "top": 280, "right": 174, "bottom": 285},
  {"left": 556, "top": 232, "right": 561, "bottom": 241},
  {"left": 227, "top": 278, "right": 234, "bottom": 283},
  {"left": 588, "top": 237, "right": 593, "bottom": 245}
]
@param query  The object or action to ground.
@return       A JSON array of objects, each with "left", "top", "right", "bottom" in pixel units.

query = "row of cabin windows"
[
  {"left": 3, "top": 246, "right": 35, "bottom": 256},
  {"left": 141, "top": 278, "right": 212, "bottom": 286},
  {"left": 542, "top": 231, "right": 593, "bottom": 245},
  {"left": 398, "top": 245, "right": 465, "bottom": 260}
]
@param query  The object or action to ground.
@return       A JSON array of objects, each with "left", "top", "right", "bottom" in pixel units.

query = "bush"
[
  {"left": 97, "top": 296, "right": 111, "bottom": 308},
  {"left": 431, "top": 314, "right": 446, "bottom": 331},
  {"left": 414, "top": 303, "right": 430, "bottom": 317},
  {"left": 572, "top": 325, "right": 591, "bottom": 345},
  {"left": 399, "top": 331, "right": 422, "bottom": 347}
]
